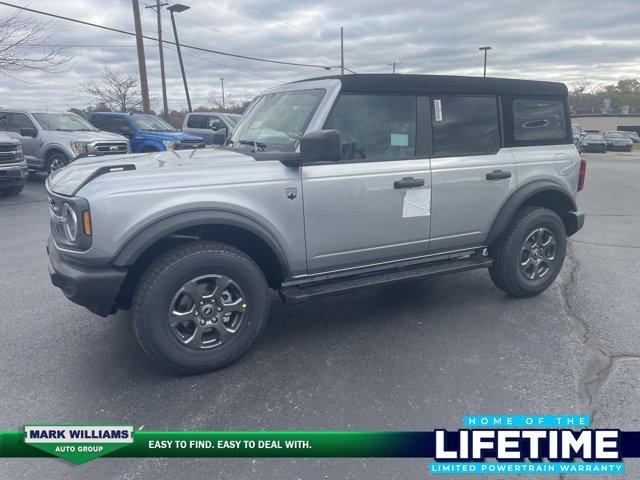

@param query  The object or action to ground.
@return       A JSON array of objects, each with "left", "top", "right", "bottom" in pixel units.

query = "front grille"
[
  {"left": 93, "top": 141, "right": 129, "bottom": 154},
  {"left": 176, "top": 140, "right": 205, "bottom": 150},
  {"left": 0, "top": 144, "right": 18, "bottom": 165}
]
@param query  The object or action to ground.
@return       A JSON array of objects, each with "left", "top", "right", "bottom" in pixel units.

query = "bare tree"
[
  {"left": 0, "top": 11, "right": 69, "bottom": 78},
  {"left": 80, "top": 67, "right": 150, "bottom": 112},
  {"left": 207, "top": 90, "right": 253, "bottom": 114}
]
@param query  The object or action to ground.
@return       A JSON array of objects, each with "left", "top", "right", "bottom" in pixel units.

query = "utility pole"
[
  {"left": 340, "top": 27, "right": 344, "bottom": 75},
  {"left": 132, "top": 0, "right": 151, "bottom": 112},
  {"left": 146, "top": 0, "right": 169, "bottom": 118},
  {"left": 220, "top": 77, "right": 225, "bottom": 110},
  {"left": 387, "top": 61, "right": 402, "bottom": 74},
  {"left": 168, "top": 4, "right": 192, "bottom": 112},
  {"left": 479, "top": 46, "right": 491, "bottom": 78}
]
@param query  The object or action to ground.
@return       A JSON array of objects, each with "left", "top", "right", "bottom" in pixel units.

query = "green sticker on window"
[{"left": 390, "top": 133, "right": 409, "bottom": 147}]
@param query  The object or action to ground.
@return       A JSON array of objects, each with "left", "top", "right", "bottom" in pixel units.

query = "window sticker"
[
  {"left": 402, "top": 188, "right": 431, "bottom": 218},
  {"left": 390, "top": 133, "right": 409, "bottom": 147},
  {"left": 434, "top": 99, "right": 443, "bottom": 122}
]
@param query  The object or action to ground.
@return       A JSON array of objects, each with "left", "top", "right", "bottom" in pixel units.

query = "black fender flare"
[
  {"left": 486, "top": 180, "right": 577, "bottom": 245},
  {"left": 111, "top": 209, "right": 290, "bottom": 277}
]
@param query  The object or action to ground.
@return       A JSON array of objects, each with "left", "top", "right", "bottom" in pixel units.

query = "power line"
[{"left": 0, "top": 1, "right": 332, "bottom": 70}]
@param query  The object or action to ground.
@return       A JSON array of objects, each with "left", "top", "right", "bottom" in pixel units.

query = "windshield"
[
  {"left": 225, "top": 114, "right": 241, "bottom": 127},
  {"left": 584, "top": 134, "right": 604, "bottom": 141},
  {"left": 32, "top": 113, "right": 97, "bottom": 132},
  {"left": 131, "top": 115, "right": 176, "bottom": 132},
  {"left": 229, "top": 89, "right": 325, "bottom": 152}
]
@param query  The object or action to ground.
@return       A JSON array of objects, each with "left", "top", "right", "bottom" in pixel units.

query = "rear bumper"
[
  {"left": 565, "top": 211, "right": 585, "bottom": 237},
  {"left": 47, "top": 237, "right": 127, "bottom": 317}
]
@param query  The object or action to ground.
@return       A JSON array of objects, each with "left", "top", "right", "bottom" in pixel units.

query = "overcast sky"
[{"left": 1, "top": 0, "right": 640, "bottom": 112}]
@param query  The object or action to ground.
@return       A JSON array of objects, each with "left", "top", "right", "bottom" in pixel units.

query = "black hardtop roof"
[{"left": 291, "top": 74, "right": 567, "bottom": 97}]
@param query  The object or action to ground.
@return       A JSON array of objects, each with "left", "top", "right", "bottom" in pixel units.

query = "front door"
[
  {"left": 0, "top": 112, "right": 41, "bottom": 160},
  {"left": 302, "top": 94, "right": 432, "bottom": 274},
  {"left": 428, "top": 95, "right": 517, "bottom": 252}
]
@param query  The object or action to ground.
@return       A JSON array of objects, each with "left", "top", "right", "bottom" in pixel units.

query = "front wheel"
[
  {"left": 132, "top": 241, "right": 270, "bottom": 374},
  {"left": 489, "top": 206, "right": 567, "bottom": 297},
  {"left": 0, "top": 185, "right": 23, "bottom": 196},
  {"left": 46, "top": 152, "right": 70, "bottom": 174}
]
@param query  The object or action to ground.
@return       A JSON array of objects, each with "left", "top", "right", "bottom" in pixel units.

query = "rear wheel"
[
  {"left": 132, "top": 241, "right": 270, "bottom": 374},
  {"left": 489, "top": 206, "right": 567, "bottom": 297}
]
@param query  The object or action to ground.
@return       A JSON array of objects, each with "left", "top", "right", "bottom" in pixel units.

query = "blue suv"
[{"left": 86, "top": 112, "right": 205, "bottom": 153}]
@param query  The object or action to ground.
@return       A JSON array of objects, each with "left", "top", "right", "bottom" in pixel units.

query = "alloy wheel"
[{"left": 519, "top": 227, "right": 556, "bottom": 280}]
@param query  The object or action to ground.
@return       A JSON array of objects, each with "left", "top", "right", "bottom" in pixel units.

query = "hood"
[
  {"left": 138, "top": 131, "right": 203, "bottom": 142},
  {"left": 46, "top": 130, "right": 128, "bottom": 142},
  {"left": 47, "top": 148, "right": 254, "bottom": 196},
  {"left": 0, "top": 132, "right": 19, "bottom": 145}
]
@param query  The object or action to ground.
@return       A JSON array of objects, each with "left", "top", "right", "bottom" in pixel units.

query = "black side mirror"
[
  {"left": 300, "top": 129, "right": 341, "bottom": 164},
  {"left": 213, "top": 129, "right": 227, "bottom": 145},
  {"left": 19, "top": 127, "right": 37, "bottom": 138}
]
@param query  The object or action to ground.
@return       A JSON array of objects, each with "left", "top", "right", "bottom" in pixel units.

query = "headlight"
[
  {"left": 62, "top": 203, "right": 78, "bottom": 242},
  {"left": 70, "top": 141, "right": 90, "bottom": 156},
  {"left": 163, "top": 140, "right": 178, "bottom": 150}
]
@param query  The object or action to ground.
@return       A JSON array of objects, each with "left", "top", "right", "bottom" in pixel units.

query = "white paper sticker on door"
[{"left": 402, "top": 188, "right": 431, "bottom": 218}]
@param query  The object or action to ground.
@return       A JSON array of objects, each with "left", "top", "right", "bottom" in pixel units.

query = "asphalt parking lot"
[{"left": 1, "top": 151, "right": 639, "bottom": 479}]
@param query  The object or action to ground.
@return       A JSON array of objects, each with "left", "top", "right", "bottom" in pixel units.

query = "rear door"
[
  {"left": 302, "top": 94, "right": 432, "bottom": 274},
  {"left": 429, "top": 95, "right": 517, "bottom": 252}
]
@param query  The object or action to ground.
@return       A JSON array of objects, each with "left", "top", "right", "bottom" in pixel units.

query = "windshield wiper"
[{"left": 237, "top": 139, "right": 267, "bottom": 151}]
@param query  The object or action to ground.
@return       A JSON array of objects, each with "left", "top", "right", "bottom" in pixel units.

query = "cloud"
[{"left": 1, "top": 0, "right": 640, "bottom": 111}]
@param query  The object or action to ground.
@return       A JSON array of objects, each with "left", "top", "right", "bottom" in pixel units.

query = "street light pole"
[
  {"left": 387, "top": 61, "right": 402, "bottom": 74},
  {"left": 220, "top": 77, "right": 225, "bottom": 110},
  {"left": 479, "top": 46, "right": 491, "bottom": 78},
  {"left": 168, "top": 3, "right": 192, "bottom": 112},
  {"left": 340, "top": 27, "right": 344, "bottom": 75},
  {"left": 147, "top": 0, "right": 169, "bottom": 117}
]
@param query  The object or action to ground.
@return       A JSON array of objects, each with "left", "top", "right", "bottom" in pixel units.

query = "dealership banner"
[{"left": 2, "top": 416, "right": 640, "bottom": 473}]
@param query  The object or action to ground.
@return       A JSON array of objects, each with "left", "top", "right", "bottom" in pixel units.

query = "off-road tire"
[
  {"left": 489, "top": 206, "right": 567, "bottom": 297},
  {"left": 0, "top": 185, "right": 23, "bottom": 196},
  {"left": 132, "top": 241, "right": 270, "bottom": 374}
]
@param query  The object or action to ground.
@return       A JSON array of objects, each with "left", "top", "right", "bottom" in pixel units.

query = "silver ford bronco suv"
[{"left": 46, "top": 74, "right": 585, "bottom": 374}]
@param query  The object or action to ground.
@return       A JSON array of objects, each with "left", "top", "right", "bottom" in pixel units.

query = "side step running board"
[{"left": 280, "top": 255, "right": 492, "bottom": 303}]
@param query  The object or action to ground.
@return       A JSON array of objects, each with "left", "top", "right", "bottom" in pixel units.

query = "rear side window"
[
  {"left": 431, "top": 96, "right": 500, "bottom": 157},
  {"left": 513, "top": 98, "right": 566, "bottom": 141},
  {"left": 187, "top": 115, "right": 208, "bottom": 128},
  {"left": 326, "top": 94, "right": 416, "bottom": 161}
]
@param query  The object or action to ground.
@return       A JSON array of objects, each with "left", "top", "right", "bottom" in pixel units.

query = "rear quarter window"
[{"left": 513, "top": 98, "right": 566, "bottom": 141}]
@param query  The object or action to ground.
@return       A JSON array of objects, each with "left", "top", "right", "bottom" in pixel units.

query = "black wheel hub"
[{"left": 168, "top": 274, "right": 247, "bottom": 350}]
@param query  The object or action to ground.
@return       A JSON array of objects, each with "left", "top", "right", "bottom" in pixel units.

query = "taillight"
[{"left": 578, "top": 156, "right": 587, "bottom": 192}]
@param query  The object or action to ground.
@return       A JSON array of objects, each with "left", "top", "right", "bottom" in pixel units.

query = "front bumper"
[
  {"left": 565, "top": 211, "right": 585, "bottom": 237},
  {"left": 0, "top": 163, "right": 28, "bottom": 187},
  {"left": 47, "top": 237, "right": 127, "bottom": 317}
]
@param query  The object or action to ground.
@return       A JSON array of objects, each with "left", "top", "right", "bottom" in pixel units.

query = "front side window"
[
  {"left": 325, "top": 94, "right": 416, "bottom": 161},
  {"left": 32, "top": 113, "right": 96, "bottom": 132},
  {"left": 513, "top": 98, "right": 566, "bottom": 141},
  {"left": 432, "top": 96, "right": 500, "bottom": 157},
  {"left": 131, "top": 115, "right": 176, "bottom": 132},
  {"left": 8, "top": 113, "right": 37, "bottom": 133},
  {"left": 229, "top": 89, "right": 324, "bottom": 153}
]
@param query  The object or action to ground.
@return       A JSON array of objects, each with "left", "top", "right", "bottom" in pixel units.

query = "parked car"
[
  {"left": 87, "top": 112, "right": 205, "bottom": 153},
  {"left": 572, "top": 124, "right": 581, "bottom": 145},
  {"left": 0, "top": 110, "right": 130, "bottom": 174},
  {"left": 182, "top": 112, "right": 241, "bottom": 145},
  {"left": 605, "top": 131, "right": 633, "bottom": 151},
  {"left": 0, "top": 133, "right": 28, "bottom": 196},
  {"left": 579, "top": 132, "right": 607, "bottom": 153},
  {"left": 617, "top": 130, "right": 640, "bottom": 143},
  {"left": 47, "top": 74, "right": 585, "bottom": 373}
]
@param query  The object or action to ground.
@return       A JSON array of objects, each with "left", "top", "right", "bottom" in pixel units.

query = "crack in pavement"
[{"left": 560, "top": 242, "right": 640, "bottom": 425}]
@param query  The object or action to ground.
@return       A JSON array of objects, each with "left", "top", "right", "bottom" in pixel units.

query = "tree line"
[{"left": 569, "top": 79, "right": 640, "bottom": 114}]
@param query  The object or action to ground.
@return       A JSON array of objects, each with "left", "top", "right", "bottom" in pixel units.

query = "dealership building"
[{"left": 571, "top": 114, "right": 640, "bottom": 134}]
